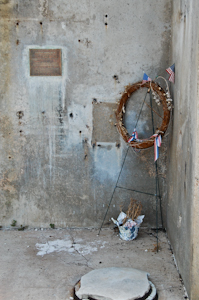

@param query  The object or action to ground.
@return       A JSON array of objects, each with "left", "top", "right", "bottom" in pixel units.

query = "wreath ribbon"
[{"left": 153, "top": 134, "right": 162, "bottom": 161}]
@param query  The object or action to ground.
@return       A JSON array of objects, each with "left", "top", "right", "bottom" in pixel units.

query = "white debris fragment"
[
  {"left": 36, "top": 239, "right": 107, "bottom": 256},
  {"left": 36, "top": 239, "right": 73, "bottom": 256}
]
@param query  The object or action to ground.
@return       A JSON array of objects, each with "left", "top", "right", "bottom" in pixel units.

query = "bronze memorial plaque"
[{"left": 29, "top": 49, "right": 62, "bottom": 76}]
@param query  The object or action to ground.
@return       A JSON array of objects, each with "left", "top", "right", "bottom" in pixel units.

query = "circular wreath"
[{"left": 115, "top": 81, "right": 170, "bottom": 149}]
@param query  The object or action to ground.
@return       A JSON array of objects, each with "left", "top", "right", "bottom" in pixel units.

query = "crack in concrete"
[{"left": 68, "top": 229, "right": 93, "bottom": 270}]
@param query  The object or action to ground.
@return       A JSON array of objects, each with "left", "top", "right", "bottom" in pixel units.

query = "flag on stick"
[
  {"left": 166, "top": 64, "right": 175, "bottom": 83},
  {"left": 142, "top": 73, "right": 152, "bottom": 84}
]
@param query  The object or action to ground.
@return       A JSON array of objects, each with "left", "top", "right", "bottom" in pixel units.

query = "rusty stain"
[{"left": 152, "top": 243, "right": 162, "bottom": 252}]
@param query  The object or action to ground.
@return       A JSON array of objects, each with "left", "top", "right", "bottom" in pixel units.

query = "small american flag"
[
  {"left": 166, "top": 64, "right": 175, "bottom": 83},
  {"left": 142, "top": 73, "right": 152, "bottom": 84},
  {"left": 128, "top": 129, "right": 138, "bottom": 143}
]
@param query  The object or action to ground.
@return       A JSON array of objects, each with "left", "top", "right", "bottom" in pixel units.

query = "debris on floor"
[
  {"left": 111, "top": 198, "right": 144, "bottom": 241},
  {"left": 36, "top": 238, "right": 107, "bottom": 256},
  {"left": 0, "top": 228, "right": 187, "bottom": 300}
]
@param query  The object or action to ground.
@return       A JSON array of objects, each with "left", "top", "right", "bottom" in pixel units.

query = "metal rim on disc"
[{"left": 73, "top": 279, "right": 158, "bottom": 300}]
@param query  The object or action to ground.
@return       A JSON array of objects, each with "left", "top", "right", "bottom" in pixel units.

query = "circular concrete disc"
[{"left": 75, "top": 267, "right": 150, "bottom": 300}]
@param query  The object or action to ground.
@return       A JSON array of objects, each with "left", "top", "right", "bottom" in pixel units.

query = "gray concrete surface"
[
  {"left": 191, "top": 42, "right": 199, "bottom": 300},
  {"left": 0, "top": 228, "right": 187, "bottom": 300},
  {"left": 166, "top": 0, "right": 199, "bottom": 299},
  {"left": 0, "top": 0, "right": 171, "bottom": 228}
]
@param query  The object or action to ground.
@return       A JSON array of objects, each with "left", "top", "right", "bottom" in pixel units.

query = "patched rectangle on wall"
[
  {"left": 92, "top": 102, "right": 119, "bottom": 143},
  {"left": 29, "top": 49, "right": 62, "bottom": 76}
]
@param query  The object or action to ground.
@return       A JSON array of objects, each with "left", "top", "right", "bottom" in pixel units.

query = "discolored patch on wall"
[
  {"left": 92, "top": 102, "right": 118, "bottom": 143},
  {"left": 0, "top": 0, "right": 13, "bottom": 16}
]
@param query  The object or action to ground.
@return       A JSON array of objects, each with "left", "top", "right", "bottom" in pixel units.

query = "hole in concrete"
[
  {"left": 16, "top": 39, "right": 19, "bottom": 45},
  {"left": 8, "top": 156, "right": 12, "bottom": 159},
  {"left": 113, "top": 75, "right": 119, "bottom": 80},
  {"left": 78, "top": 39, "right": 81, "bottom": 42},
  {"left": 19, "top": 130, "right": 22, "bottom": 133},
  {"left": 105, "top": 22, "right": 108, "bottom": 26},
  {"left": 16, "top": 111, "right": 24, "bottom": 119},
  {"left": 16, "top": 22, "right": 19, "bottom": 26},
  {"left": 69, "top": 113, "right": 73, "bottom": 118},
  {"left": 40, "top": 22, "right": 43, "bottom": 25},
  {"left": 105, "top": 14, "right": 108, "bottom": 17},
  {"left": 79, "top": 131, "right": 82, "bottom": 134}
]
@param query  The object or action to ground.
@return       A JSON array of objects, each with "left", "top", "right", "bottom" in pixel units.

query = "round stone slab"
[{"left": 75, "top": 267, "right": 151, "bottom": 300}]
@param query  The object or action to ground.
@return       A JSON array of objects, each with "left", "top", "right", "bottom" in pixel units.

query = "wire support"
[
  {"left": 98, "top": 146, "right": 130, "bottom": 235},
  {"left": 150, "top": 90, "right": 159, "bottom": 252},
  {"left": 116, "top": 186, "right": 160, "bottom": 197}
]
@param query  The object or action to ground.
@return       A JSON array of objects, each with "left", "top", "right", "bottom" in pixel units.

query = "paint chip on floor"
[{"left": 35, "top": 239, "right": 108, "bottom": 256}]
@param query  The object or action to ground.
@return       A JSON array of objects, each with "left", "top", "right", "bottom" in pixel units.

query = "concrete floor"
[{"left": 0, "top": 227, "right": 187, "bottom": 300}]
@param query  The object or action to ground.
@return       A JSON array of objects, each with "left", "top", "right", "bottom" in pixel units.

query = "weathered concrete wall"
[
  {"left": 166, "top": 0, "right": 199, "bottom": 298},
  {"left": 191, "top": 42, "right": 199, "bottom": 300},
  {"left": 0, "top": 0, "right": 171, "bottom": 228}
]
